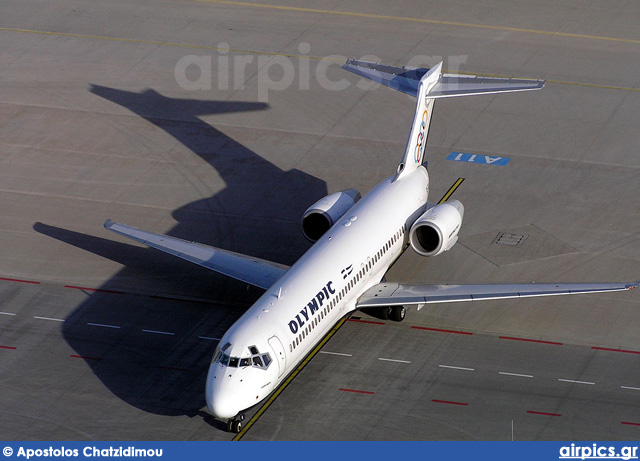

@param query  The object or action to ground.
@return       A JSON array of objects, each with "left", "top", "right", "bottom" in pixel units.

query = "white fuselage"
[{"left": 206, "top": 166, "right": 430, "bottom": 419}]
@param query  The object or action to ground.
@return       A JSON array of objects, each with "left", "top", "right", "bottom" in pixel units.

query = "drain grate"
[{"left": 492, "top": 232, "right": 528, "bottom": 247}]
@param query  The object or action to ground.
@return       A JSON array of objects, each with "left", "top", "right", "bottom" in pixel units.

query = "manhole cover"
[{"left": 492, "top": 232, "right": 528, "bottom": 247}]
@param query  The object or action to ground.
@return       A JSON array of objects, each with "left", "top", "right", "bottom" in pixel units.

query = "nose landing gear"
[{"left": 227, "top": 413, "right": 245, "bottom": 433}]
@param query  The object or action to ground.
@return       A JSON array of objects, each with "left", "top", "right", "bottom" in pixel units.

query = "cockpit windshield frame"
[{"left": 212, "top": 343, "right": 272, "bottom": 370}]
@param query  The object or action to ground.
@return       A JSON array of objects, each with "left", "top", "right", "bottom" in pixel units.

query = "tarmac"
[{"left": 1, "top": 0, "right": 639, "bottom": 440}]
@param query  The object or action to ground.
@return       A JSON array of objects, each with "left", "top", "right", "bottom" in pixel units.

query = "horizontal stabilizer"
[
  {"left": 357, "top": 281, "right": 638, "bottom": 308},
  {"left": 104, "top": 220, "right": 288, "bottom": 290},
  {"left": 342, "top": 59, "right": 544, "bottom": 98}
]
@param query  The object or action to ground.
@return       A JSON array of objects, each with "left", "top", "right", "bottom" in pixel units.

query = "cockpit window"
[
  {"left": 212, "top": 347, "right": 221, "bottom": 364},
  {"left": 214, "top": 344, "right": 272, "bottom": 370}
]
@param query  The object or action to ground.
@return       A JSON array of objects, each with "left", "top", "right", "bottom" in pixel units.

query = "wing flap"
[
  {"left": 357, "top": 282, "right": 638, "bottom": 308},
  {"left": 104, "top": 220, "right": 288, "bottom": 290}
]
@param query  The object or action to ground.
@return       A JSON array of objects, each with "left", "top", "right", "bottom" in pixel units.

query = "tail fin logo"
[{"left": 414, "top": 109, "right": 429, "bottom": 164}]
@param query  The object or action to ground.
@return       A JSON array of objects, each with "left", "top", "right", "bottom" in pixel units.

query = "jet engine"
[
  {"left": 409, "top": 200, "right": 464, "bottom": 257},
  {"left": 302, "top": 189, "right": 361, "bottom": 242}
]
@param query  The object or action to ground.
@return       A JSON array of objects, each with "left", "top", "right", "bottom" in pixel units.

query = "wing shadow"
[{"left": 49, "top": 88, "right": 327, "bottom": 418}]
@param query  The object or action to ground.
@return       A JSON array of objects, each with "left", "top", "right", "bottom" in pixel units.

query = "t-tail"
[
  {"left": 396, "top": 62, "right": 441, "bottom": 179},
  {"left": 342, "top": 59, "right": 545, "bottom": 179}
]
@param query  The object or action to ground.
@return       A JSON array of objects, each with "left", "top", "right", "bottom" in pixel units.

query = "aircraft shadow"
[{"left": 42, "top": 88, "right": 327, "bottom": 418}]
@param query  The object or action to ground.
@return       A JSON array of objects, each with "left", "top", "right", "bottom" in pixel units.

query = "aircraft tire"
[
  {"left": 227, "top": 419, "right": 242, "bottom": 433},
  {"left": 389, "top": 306, "right": 406, "bottom": 322}
]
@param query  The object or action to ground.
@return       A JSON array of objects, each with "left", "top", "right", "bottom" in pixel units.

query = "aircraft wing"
[
  {"left": 342, "top": 59, "right": 544, "bottom": 98},
  {"left": 104, "top": 220, "right": 288, "bottom": 290},
  {"left": 357, "top": 281, "right": 638, "bottom": 309}
]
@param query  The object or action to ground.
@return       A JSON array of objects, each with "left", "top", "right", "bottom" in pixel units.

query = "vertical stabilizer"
[{"left": 394, "top": 61, "right": 442, "bottom": 180}]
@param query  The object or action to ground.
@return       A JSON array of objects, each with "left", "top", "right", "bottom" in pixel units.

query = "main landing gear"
[
  {"left": 381, "top": 306, "right": 406, "bottom": 322},
  {"left": 227, "top": 413, "right": 245, "bottom": 433}
]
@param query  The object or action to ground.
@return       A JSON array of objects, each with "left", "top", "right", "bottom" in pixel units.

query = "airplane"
[{"left": 104, "top": 59, "right": 637, "bottom": 433}]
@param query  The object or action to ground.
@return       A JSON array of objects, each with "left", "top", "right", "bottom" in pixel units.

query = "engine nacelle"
[
  {"left": 302, "top": 189, "right": 361, "bottom": 242},
  {"left": 409, "top": 200, "right": 464, "bottom": 257}
]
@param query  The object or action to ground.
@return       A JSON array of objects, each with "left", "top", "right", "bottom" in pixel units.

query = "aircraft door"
[{"left": 268, "top": 336, "right": 286, "bottom": 378}]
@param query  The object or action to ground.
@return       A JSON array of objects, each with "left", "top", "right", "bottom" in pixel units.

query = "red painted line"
[
  {"left": 500, "top": 336, "right": 563, "bottom": 346},
  {"left": 339, "top": 388, "right": 375, "bottom": 395},
  {"left": 0, "top": 277, "right": 40, "bottom": 285},
  {"left": 621, "top": 421, "right": 640, "bottom": 427},
  {"left": 592, "top": 346, "right": 640, "bottom": 355},
  {"left": 347, "top": 319, "right": 385, "bottom": 326},
  {"left": 0, "top": 345, "right": 17, "bottom": 350},
  {"left": 432, "top": 399, "right": 468, "bottom": 406},
  {"left": 64, "top": 285, "right": 127, "bottom": 295},
  {"left": 70, "top": 354, "right": 103, "bottom": 361},
  {"left": 527, "top": 410, "right": 561, "bottom": 417},
  {"left": 158, "top": 365, "right": 191, "bottom": 372},
  {"left": 411, "top": 326, "right": 473, "bottom": 335}
]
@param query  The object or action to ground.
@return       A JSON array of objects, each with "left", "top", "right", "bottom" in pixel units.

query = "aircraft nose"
[{"left": 205, "top": 364, "right": 238, "bottom": 419}]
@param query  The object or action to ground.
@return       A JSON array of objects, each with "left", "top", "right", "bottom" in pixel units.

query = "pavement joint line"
[
  {"left": 33, "top": 316, "right": 65, "bottom": 322},
  {"left": 621, "top": 386, "right": 640, "bottom": 391},
  {"left": 0, "top": 26, "right": 333, "bottom": 61},
  {"left": 198, "top": 336, "right": 221, "bottom": 341},
  {"left": 558, "top": 378, "right": 595, "bottom": 385},
  {"left": 439, "top": 364, "right": 475, "bottom": 371},
  {"left": 0, "top": 312, "right": 16, "bottom": 316},
  {"left": 499, "top": 372, "right": 534, "bottom": 378},
  {"left": 194, "top": 0, "right": 640, "bottom": 45},
  {"left": 0, "top": 27, "right": 637, "bottom": 93}
]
